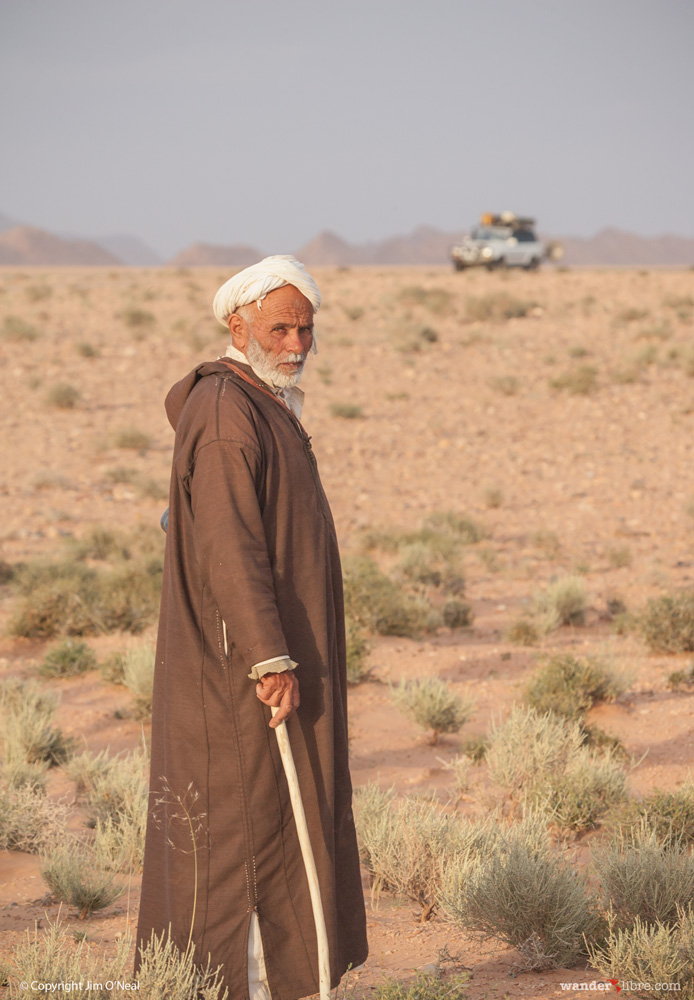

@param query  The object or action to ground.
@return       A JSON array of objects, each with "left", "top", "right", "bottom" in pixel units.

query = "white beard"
[{"left": 244, "top": 334, "right": 307, "bottom": 388}]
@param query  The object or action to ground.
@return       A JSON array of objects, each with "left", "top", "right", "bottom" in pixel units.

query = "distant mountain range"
[{"left": 1, "top": 211, "right": 693, "bottom": 268}]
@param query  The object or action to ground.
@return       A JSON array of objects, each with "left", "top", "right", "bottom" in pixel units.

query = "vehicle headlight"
[{"left": 481, "top": 246, "right": 494, "bottom": 259}]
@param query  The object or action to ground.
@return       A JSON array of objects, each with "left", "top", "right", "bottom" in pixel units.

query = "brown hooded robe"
[{"left": 136, "top": 359, "right": 368, "bottom": 999}]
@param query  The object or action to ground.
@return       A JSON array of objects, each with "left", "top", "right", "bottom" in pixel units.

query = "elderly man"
[{"left": 136, "top": 256, "right": 368, "bottom": 999}]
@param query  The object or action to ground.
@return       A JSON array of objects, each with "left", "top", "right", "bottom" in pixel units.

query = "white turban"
[{"left": 212, "top": 254, "right": 321, "bottom": 327}]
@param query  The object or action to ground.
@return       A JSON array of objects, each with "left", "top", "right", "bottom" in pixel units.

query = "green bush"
[
  {"left": 343, "top": 555, "right": 431, "bottom": 637},
  {"left": 0, "top": 679, "right": 73, "bottom": 766},
  {"left": 549, "top": 365, "right": 599, "bottom": 395},
  {"left": 40, "top": 639, "right": 97, "bottom": 677},
  {"left": 0, "top": 784, "right": 69, "bottom": 853},
  {"left": 112, "top": 426, "right": 151, "bottom": 450},
  {"left": 391, "top": 678, "right": 474, "bottom": 745},
  {"left": 524, "top": 653, "right": 625, "bottom": 721},
  {"left": 330, "top": 402, "right": 364, "bottom": 419},
  {"left": 534, "top": 575, "right": 587, "bottom": 631},
  {"left": 588, "top": 912, "right": 694, "bottom": 998},
  {"left": 45, "top": 382, "right": 81, "bottom": 409},
  {"left": 466, "top": 293, "right": 534, "bottom": 322},
  {"left": 486, "top": 706, "right": 584, "bottom": 796},
  {"left": 639, "top": 590, "right": 694, "bottom": 653},
  {"left": 532, "top": 747, "right": 628, "bottom": 832},
  {"left": 355, "top": 785, "right": 494, "bottom": 920},
  {"left": 40, "top": 841, "right": 124, "bottom": 918},
  {"left": 1, "top": 315, "right": 39, "bottom": 341},
  {"left": 440, "top": 813, "right": 599, "bottom": 970},
  {"left": 123, "top": 641, "right": 155, "bottom": 718},
  {"left": 345, "top": 620, "right": 372, "bottom": 684},
  {"left": 609, "top": 786, "right": 694, "bottom": 845},
  {"left": 9, "top": 557, "right": 162, "bottom": 638},
  {"left": 594, "top": 822, "right": 694, "bottom": 930},
  {"left": 506, "top": 618, "right": 539, "bottom": 646}
]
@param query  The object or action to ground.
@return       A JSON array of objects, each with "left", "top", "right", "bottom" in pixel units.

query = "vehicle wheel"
[
  {"left": 453, "top": 261, "right": 466, "bottom": 272},
  {"left": 525, "top": 257, "right": 540, "bottom": 271}
]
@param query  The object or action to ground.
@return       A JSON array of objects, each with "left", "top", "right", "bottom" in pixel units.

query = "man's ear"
[{"left": 228, "top": 313, "right": 248, "bottom": 351}]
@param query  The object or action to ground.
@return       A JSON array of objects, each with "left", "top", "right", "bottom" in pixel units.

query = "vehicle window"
[{"left": 513, "top": 229, "right": 537, "bottom": 242}]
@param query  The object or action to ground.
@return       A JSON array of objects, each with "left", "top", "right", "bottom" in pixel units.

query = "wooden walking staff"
[
  {"left": 222, "top": 622, "right": 331, "bottom": 1000},
  {"left": 271, "top": 706, "right": 331, "bottom": 1000}
]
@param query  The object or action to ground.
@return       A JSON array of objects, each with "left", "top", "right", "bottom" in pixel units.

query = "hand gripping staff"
[{"left": 222, "top": 621, "right": 331, "bottom": 1000}]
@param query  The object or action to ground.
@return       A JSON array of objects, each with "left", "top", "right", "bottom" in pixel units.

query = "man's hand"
[{"left": 256, "top": 670, "right": 300, "bottom": 728}]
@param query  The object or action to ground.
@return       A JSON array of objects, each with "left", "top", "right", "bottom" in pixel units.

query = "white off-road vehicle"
[{"left": 450, "top": 212, "right": 563, "bottom": 271}]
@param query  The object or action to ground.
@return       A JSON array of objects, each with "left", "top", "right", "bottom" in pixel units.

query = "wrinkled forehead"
[{"left": 249, "top": 285, "right": 314, "bottom": 323}]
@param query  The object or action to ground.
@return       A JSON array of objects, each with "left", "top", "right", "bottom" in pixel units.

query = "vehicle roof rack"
[{"left": 480, "top": 212, "right": 536, "bottom": 229}]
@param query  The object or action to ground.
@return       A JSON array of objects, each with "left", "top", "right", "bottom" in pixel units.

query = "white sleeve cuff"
[{"left": 248, "top": 655, "right": 297, "bottom": 680}]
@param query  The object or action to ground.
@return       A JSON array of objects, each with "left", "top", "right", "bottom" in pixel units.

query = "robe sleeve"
[{"left": 189, "top": 437, "right": 290, "bottom": 675}]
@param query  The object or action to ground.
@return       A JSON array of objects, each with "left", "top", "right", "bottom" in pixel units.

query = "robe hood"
[{"left": 165, "top": 358, "right": 249, "bottom": 431}]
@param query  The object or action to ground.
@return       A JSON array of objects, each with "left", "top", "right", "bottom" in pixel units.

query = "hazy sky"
[{"left": 2, "top": 0, "right": 692, "bottom": 257}]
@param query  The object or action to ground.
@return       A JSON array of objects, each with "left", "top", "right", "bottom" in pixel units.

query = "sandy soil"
[{"left": 1, "top": 264, "right": 694, "bottom": 997}]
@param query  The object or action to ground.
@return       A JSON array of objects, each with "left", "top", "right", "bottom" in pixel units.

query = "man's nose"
[{"left": 284, "top": 327, "right": 310, "bottom": 354}]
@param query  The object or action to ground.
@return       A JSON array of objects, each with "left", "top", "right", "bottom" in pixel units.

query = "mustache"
[{"left": 279, "top": 353, "right": 306, "bottom": 364}]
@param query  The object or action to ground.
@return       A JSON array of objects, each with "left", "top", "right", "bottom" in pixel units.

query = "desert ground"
[{"left": 1, "top": 263, "right": 694, "bottom": 998}]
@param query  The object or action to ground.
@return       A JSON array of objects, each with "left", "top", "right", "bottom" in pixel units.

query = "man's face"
[{"left": 229, "top": 285, "right": 314, "bottom": 388}]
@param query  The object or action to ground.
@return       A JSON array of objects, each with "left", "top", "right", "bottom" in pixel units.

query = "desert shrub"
[
  {"left": 609, "top": 786, "right": 694, "bottom": 845},
  {"left": 355, "top": 972, "right": 470, "bottom": 999},
  {"left": 120, "top": 306, "right": 155, "bottom": 329},
  {"left": 439, "top": 754, "right": 473, "bottom": 796},
  {"left": 486, "top": 706, "right": 584, "bottom": 795},
  {"left": 40, "top": 638, "right": 97, "bottom": 677},
  {"left": 506, "top": 618, "right": 539, "bottom": 646},
  {"left": 549, "top": 365, "right": 599, "bottom": 395},
  {"left": 391, "top": 678, "right": 474, "bottom": 745},
  {"left": 75, "top": 341, "right": 100, "bottom": 357},
  {"left": 534, "top": 575, "right": 587, "bottom": 631},
  {"left": 482, "top": 485, "right": 504, "bottom": 507},
  {"left": 2, "top": 757, "right": 49, "bottom": 792},
  {"left": 594, "top": 823, "right": 694, "bottom": 930},
  {"left": 25, "top": 282, "right": 52, "bottom": 302},
  {"left": 40, "top": 841, "right": 124, "bottom": 918},
  {"left": 136, "top": 929, "right": 228, "bottom": 999},
  {"left": 343, "top": 555, "right": 431, "bottom": 637},
  {"left": 9, "top": 557, "right": 162, "bottom": 638},
  {"left": 639, "top": 590, "right": 694, "bottom": 653},
  {"left": 466, "top": 293, "right": 533, "bottom": 322},
  {"left": 424, "top": 510, "right": 485, "bottom": 545},
  {"left": 532, "top": 747, "right": 628, "bottom": 832},
  {"left": 100, "top": 650, "right": 126, "bottom": 684},
  {"left": 346, "top": 620, "right": 372, "bottom": 684},
  {"left": 330, "top": 402, "right": 364, "bottom": 419},
  {"left": 392, "top": 324, "right": 440, "bottom": 352},
  {"left": 0, "top": 784, "right": 69, "bottom": 852},
  {"left": 123, "top": 641, "right": 156, "bottom": 718},
  {"left": 488, "top": 375, "right": 519, "bottom": 396},
  {"left": 460, "top": 736, "right": 488, "bottom": 763},
  {"left": 7, "top": 918, "right": 132, "bottom": 998},
  {"left": 355, "top": 785, "right": 494, "bottom": 920},
  {"left": 83, "top": 746, "right": 148, "bottom": 828},
  {"left": 440, "top": 813, "right": 599, "bottom": 970},
  {"left": 608, "top": 545, "right": 632, "bottom": 569},
  {"left": 70, "top": 526, "right": 131, "bottom": 561},
  {"left": 1, "top": 315, "right": 39, "bottom": 341},
  {"left": 588, "top": 912, "right": 694, "bottom": 998},
  {"left": 112, "top": 426, "right": 151, "bottom": 450},
  {"left": 64, "top": 749, "right": 113, "bottom": 796},
  {"left": 399, "top": 285, "right": 453, "bottom": 315},
  {"left": 0, "top": 679, "right": 73, "bottom": 766},
  {"left": 532, "top": 529, "right": 562, "bottom": 558},
  {"left": 524, "top": 653, "right": 626, "bottom": 722},
  {"left": 45, "top": 382, "right": 81, "bottom": 409},
  {"left": 616, "top": 306, "right": 649, "bottom": 323},
  {"left": 442, "top": 599, "right": 473, "bottom": 629}
]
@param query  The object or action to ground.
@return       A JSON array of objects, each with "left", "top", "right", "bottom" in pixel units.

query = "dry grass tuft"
[
  {"left": 524, "top": 653, "right": 626, "bottom": 722},
  {"left": 40, "top": 841, "right": 124, "bottom": 918},
  {"left": 639, "top": 590, "right": 694, "bottom": 653}
]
